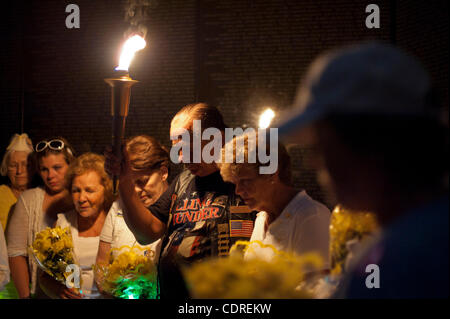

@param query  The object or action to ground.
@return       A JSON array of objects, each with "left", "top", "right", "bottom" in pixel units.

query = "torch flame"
[
  {"left": 259, "top": 108, "right": 275, "bottom": 129},
  {"left": 115, "top": 35, "right": 147, "bottom": 71}
]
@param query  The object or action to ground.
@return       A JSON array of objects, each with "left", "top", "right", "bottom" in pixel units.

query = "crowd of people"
[{"left": 0, "top": 42, "right": 448, "bottom": 299}]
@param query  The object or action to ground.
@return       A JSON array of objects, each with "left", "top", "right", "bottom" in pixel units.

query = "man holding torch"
[{"left": 105, "top": 103, "right": 256, "bottom": 298}]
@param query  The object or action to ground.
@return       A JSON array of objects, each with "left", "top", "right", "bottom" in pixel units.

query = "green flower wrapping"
[{"left": 94, "top": 245, "right": 158, "bottom": 299}]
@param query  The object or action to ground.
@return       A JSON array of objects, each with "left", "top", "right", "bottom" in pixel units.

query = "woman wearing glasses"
[
  {"left": 0, "top": 133, "right": 35, "bottom": 231},
  {"left": 39, "top": 153, "right": 113, "bottom": 299},
  {"left": 0, "top": 133, "right": 35, "bottom": 299},
  {"left": 6, "top": 137, "right": 75, "bottom": 298}
]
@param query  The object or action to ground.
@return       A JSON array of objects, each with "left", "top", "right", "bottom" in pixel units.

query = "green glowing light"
[{"left": 114, "top": 275, "right": 158, "bottom": 299}]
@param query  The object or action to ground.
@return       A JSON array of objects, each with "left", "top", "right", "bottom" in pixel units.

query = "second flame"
[{"left": 259, "top": 108, "right": 275, "bottom": 129}]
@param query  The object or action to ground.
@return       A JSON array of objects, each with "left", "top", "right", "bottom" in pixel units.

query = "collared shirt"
[{"left": 244, "top": 190, "right": 331, "bottom": 269}]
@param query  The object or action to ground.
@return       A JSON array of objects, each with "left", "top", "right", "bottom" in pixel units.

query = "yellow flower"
[
  {"left": 329, "top": 205, "right": 379, "bottom": 275},
  {"left": 31, "top": 226, "right": 77, "bottom": 282},
  {"left": 94, "top": 245, "right": 158, "bottom": 298},
  {"left": 184, "top": 241, "right": 323, "bottom": 299}
]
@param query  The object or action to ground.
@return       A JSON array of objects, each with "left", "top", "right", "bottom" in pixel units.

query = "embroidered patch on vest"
[{"left": 229, "top": 220, "right": 254, "bottom": 238}]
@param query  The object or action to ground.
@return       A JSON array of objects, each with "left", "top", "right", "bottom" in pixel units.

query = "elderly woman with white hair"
[
  {"left": 0, "top": 133, "right": 34, "bottom": 298},
  {"left": 219, "top": 132, "right": 331, "bottom": 273},
  {"left": 0, "top": 133, "right": 35, "bottom": 231}
]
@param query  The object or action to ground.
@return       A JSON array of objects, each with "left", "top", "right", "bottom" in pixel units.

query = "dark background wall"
[{"left": 1, "top": 0, "right": 448, "bottom": 207}]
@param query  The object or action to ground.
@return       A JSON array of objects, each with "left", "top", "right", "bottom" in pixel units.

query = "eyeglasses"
[
  {"left": 35, "top": 139, "right": 73, "bottom": 156},
  {"left": 7, "top": 162, "right": 28, "bottom": 172}
]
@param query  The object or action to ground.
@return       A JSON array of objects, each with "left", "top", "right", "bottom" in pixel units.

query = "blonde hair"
[
  {"left": 66, "top": 153, "right": 114, "bottom": 211},
  {"left": 1, "top": 133, "right": 34, "bottom": 176},
  {"left": 219, "top": 132, "right": 292, "bottom": 186}
]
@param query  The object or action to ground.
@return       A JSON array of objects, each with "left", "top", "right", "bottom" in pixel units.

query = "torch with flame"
[
  {"left": 259, "top": 108, "right": 275, "bottom": 129},
  {"left": 105, "top": 35, "right": 146, "bottom": 194}
]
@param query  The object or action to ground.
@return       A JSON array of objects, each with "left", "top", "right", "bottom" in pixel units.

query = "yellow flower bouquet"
[
  {"left": 183, "top": 240, "right": 323, "bottom": 299},
  {"left": 94, "top": 245, "right": 158, "bottom": 299},
  {"left": 29, "top": 226, "right": 77, "bottom": 284},
  {"left": 330, "top": 205, "right": 379, "bottom": 275}
]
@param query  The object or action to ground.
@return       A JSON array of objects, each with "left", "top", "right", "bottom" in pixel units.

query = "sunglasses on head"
[{"left": 35, "top": 139, "right": 73, "bottom": 156}]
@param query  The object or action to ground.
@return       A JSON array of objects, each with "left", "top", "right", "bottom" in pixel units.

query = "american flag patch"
[{"left": 229, "top": 220, "right": 254, "bottom": 238}]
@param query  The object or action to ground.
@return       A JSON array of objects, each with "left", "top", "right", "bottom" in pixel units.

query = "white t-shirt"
[
  {"left": 244, "top": 190, "right": 331, "bottom": 270},
  {"left": 56, "top": 210, "right": 101, "bottom": 299},
  {"left": 100, "top": 199, "right": 161, "bottom": 262}
]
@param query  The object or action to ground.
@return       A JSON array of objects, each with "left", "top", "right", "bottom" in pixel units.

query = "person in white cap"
[
  {"left": 278, "top": 42, "right": 448, "bottom": 298},
  {"left": 0, "top": 133, "right": 35, "bottom": 231}
]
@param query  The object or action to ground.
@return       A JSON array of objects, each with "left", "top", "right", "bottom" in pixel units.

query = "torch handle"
[
  {"left": 112, "top": 115, "right": 127, "bottom": 196},
  {"left": 105, "top": 75, "right": 138, "bottom": 196}
]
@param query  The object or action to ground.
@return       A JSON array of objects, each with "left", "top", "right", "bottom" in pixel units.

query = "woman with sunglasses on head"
[{"left": 6, "top": 137, "right": 75, "bottom": 299}]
